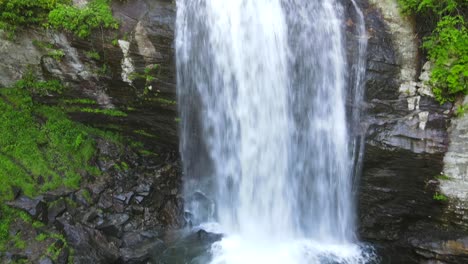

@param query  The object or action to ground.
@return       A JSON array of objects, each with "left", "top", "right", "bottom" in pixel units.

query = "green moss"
[
  {"left": 85, "top": 50, "right": 101, "bottom": 60},
  {"left": 134, "top": 129, "right": 157, "bottom": 138},
  {"left": 0, "top": 72, "right": 122, "bottom": 202},
  {"left": 456, "top": 104, "right": 468, "bottom": 117},
  {"left": 0, "top": 205, "right": 34, "bottom": 251},
  {"left": 13, "top": 70, "right": 65, "bottom": 96},
  {"left": 138, "top": 149, "right": 157, "bottom": 157},
  {"left": 32, "top": 40, "right": 54, "bottom": 50},
  {"left": 433, "top": 192, "right": 449, "bottom": 201},
  {"left": 81, "top": 189, "right": 92, "bottom": 204},
  {"left": 36, "top": 233, "right": 48, "bottom": 242},
  {"left": 62, "top": 98, "right": 97, "bottom": 105},
  {"left": 435, "top": 174, "right": 452, "bottom": 180},
  {"left": 154, "top": 97, "right": 177, "bottom": 105},
  {"left": 48, "top": 49, "right": 65, "bottom": 61},
  {"left": 78, "top": 107, "right": 128, "bottom": 117}
]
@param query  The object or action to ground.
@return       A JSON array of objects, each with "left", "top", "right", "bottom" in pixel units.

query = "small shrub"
[
  {"left": 48, "top": 0, "right": 119, "bottom": 38},
  {"left": 48, "top": 49, "right": 65, "bottom": 61},
  {"left": 397, "top": 0, "right": 468, "bottom": 103},
  {"left": 85, "top": 50, "right": 101, "bottom": 60}
]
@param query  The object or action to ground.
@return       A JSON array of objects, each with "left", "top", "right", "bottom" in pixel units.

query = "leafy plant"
[
  {"left": 456, "top": 104, "right": 468, "bottom": 117},
  {"left": 435, "top": 174, "right": 452, "bottom": 180},
  {"left": 398, "top": 0, "right": 468, "bottom": 103},
  {"left": 13, "top": 69, "right": 65, "bottom": 96},
  {"left": 48, "top": 49, "right": 65, "bottom": 61},
  {"left": 0, "top": 0, "right": 118, "bottom": 39},
  {"left": 85, "top": 50, "right": 101, "bottom": 60},
  {"left": 48, "top": 0, "right": 119, "bottom": 38},
  {"left": 0, "top": 0, "right": 68, "bottom": 34},
  {"left": 433, "top": 192, "right": 449, "bottom": 201}
]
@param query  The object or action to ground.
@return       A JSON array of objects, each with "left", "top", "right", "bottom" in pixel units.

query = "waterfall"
[{"left": 176, "top": 0, "right": 372, "bottom": 263}]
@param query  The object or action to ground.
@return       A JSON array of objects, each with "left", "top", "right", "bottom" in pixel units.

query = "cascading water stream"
[{"left": 176, "top": 0, "right": 372, "bottom": 263}]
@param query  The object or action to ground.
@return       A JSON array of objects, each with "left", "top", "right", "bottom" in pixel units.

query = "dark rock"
[
  {"left": 119, "top": 239, "right": 165, "bottom": 264},
  {"left": 412, "top": 237, "right": 468, "bottom": 264},
  {"left": 47, "top": 198, "right": 67, "bottom": 224},
  {"left": 74, "top": 189, "right": 93, "bottom": 207},
  {"left": 7, "top": 196, "right": 47, "bottom": 222},
  {"left": 39, "top": 257, "right": 54, "bottom": 264},
  {"left": 96, "top": 213, "right": 130, "bottom": 238},
  {"left": 134, "top": 196, "right": 144, "bottom": 204},
  {"left": 82, "top": 208, "right": 99, "bottom": 223},
  {"left": 136, "top": 183, "right": 151, "bottom": 194},
  {"left": 57, "top": 214, "right": 119, "bottom": 264},
  {"left": 122, "top": 232, "right": 145, "bottom": 248},
  {"left": 114, "top": 192, "right": 134, "bottom": 205},
  {"left": 98, "top": 192, "right": 113, "bottom": 209}
]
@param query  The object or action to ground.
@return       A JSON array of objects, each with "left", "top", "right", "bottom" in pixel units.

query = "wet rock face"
[
  {"left": 358, "top": 0, "right": 451, "bottom": 155},
  {"left": 355, "top": 1, "right": 468, "bottom": 263},
  {"left": 0, "top": 0, "right": 178, "bottom": 153},
  {"left": 441, "top": 96, "right": 468, "bottom": 201},
  {"left": 3, "top": 139, "right": 184, "bottom": 264}
]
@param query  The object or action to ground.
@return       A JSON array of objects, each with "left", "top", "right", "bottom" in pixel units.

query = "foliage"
[
  {"left": 13, "top": 70, "right": 65, "bottom": 96},
  {"left": 0, "top": 0, "right": 68, "bottom": 34},
  {"left": 0, "top": 90, "right": 95, "bottom": 199},
  {"left": 456, "top": 104, "right": 468, "bottom": 117},
  {"left": 0, "top": 74, "right": 116, "bottom": 201},
  {"left": 0, "top": 0, "right": 118, "bottom": 39},
  {"left": 78, "top": 107, "right": 128, "bottom": 117},
  {"left": 62, "top": 98, "right": 97, "bottom": 105},
  {"left": 48, "top": 0, "right": 118, "bottom": 38},
  {"left": 129, "top": 64, "right": 160, "bottom": 93},
  {"left": 433, "top": 192, "right": 449, "bottom": 201},
  {"left": 85, "top": 50, "right": 101, "bottom": 60},
  {"left": 398, "top": 0, "right": 468, "bottom": 103},
  {"left": 435, "top": 174, "right": 452, "bottom": 180},
  {"left": 48, "top": 49, "right": 65, "bottom": 60}
]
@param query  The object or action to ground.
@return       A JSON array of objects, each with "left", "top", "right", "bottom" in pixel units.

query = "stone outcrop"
[
  {"left": 355, "top": 0, "right": 467, "bottom": 263},
  {"left": 441, "top": 96, "right": 468, "bottom": 201}
]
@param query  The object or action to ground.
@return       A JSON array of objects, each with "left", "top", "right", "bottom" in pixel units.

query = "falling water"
[{"left": 176, "top": 0, "right": 371, "bottom": 263}]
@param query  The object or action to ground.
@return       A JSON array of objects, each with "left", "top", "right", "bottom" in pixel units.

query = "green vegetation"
[
  {"left": 0, "top": 70, "right": 123, "bottom": 261},
  {"left": 48, "top": 0, "right": 118, "bottom": 38},
  {"left": 398, "top": 0, "right": 467, "bottom": 103},
  {"left": 134, "top": 129, "right": 157, "bottom": 138},
  {"left": 48, "top": 49, "right": 65, "bottom": 60},
  {"left": 433, "top": 192, "right": 449, "bottom": 201},
  {"left": 78, "top": 107, "right": 128, "bottom": 117},
  {"left": 0, "top": 0, "right": 68, "bottom": 36},
  {"left": 0, "top": 87, "right": 98, "bottom": 199},
  {"left": 62, "top": 98, "right": 97, "bottom": 105},
  {"left": 0, "top": 0, "right": 118, "bottom": 38},
  {"left": 130, "top": 64, "right": 160, "bottom": 93},
  {"left": 154, "top": 97, "right": 177, "bottom": 106},
  {"left": 456, "top": 104, "right": 468, "bottom": 117},
  {"left": 0, "top": 71, "right": 123, "bottom": 202},
  {"left": 85, "top": 50, "right": 101, "bottom": 60},
  {"left": 0, "top": 205, "right": 38, "bottom": 251},
  {"left": 435, "top": 174, "right": 452, "bottom": 181},
  {"left": 32, "top": 40, "right": 54, "bottom": 49},
  {"left": 14, "top": 69, "right": 65, "bottom": 96}
]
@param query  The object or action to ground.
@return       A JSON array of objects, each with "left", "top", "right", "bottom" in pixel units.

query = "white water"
[{"left": 176, "top": 0, "right": 371, "bottom": 263}]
